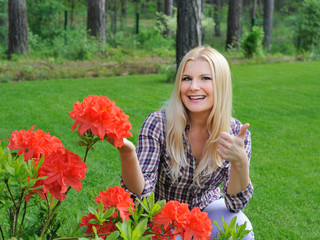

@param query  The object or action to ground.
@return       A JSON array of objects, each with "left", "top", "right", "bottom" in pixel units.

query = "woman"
[{"left": 115, "top": 46, "right": 254, "bottom": 239}]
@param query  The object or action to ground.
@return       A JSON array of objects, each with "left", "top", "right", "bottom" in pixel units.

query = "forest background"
[{"left": 0, "top": 0, "right": 319, "bottom": 82}]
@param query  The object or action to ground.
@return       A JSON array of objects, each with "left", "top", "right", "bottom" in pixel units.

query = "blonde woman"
[{"left": 115, "top": 46, "right": 254, "bottom": 239}]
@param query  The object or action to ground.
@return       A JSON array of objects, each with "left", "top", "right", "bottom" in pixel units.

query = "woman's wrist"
[{"left": 231, "top": 151, "right": 249, "bottom": 171}]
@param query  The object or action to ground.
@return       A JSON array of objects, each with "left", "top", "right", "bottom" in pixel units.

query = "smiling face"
[{"left": 180, "top": 59, "right": 214, "bottom": 118}]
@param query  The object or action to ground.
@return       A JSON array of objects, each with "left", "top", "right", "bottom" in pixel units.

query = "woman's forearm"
[
  {"left": 118, "top": 140, "right": 145, "bottom": 196},
  {"left": 227, "top": 151, "right": 250, "bottom": 195}
]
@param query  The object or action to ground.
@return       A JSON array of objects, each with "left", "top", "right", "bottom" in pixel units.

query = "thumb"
[{"left": 238, "top": 123, "right": 250, "bottom": 139}]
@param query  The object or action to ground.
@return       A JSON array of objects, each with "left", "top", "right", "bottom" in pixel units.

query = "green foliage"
[
  {"left": 27, "top": 0, "right": 65, "bottom": 39},
  {"left": 0, "top": 146, "right": 50, "bottom": 239},
  {"left": 241, "top": 26, "right": 264, "bottom": 58},
  {"left": 296, "top": 0, "right": 320, "bottom": 51},
  {"left": 29, "top": 28, "right": 102, "bottom": 60},
  {"left": 213, "top": 216, "right": 252, "bottom": 240}
]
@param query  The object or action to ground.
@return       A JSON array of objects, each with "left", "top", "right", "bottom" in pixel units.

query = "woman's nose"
[{"left": 190, "top": 79, "right": 200, "bottom": 90}]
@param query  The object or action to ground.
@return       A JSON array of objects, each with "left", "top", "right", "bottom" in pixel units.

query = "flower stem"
[
  {"left": 17, "top": 201, "right": 27, "bottom": 239},
  {"left": 10, "top": 188, "right": 25, "bottom": 237},
  {"left": 39, "top": 200, "right": 62, "bottom": 239},
  {"left": 5, "top": 180, "right": 17, "bottom": 209},
  {"left": 0, "top": 225, "right": 5, "bottom": 240},
  {"left": 39, "top": 187, "right": 72, "bottom": 239},
  {"left": 83, "top": 145, "right": 90, "bottom": 163}
]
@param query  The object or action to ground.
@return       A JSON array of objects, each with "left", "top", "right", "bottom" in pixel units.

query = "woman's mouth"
[{"left": 189, "top": 95, "right": 205, "bottom": 100}]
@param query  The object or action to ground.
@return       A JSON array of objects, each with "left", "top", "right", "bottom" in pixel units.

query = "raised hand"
[{"left": 217, "top": 123, "right": 249, "bottom": 166}]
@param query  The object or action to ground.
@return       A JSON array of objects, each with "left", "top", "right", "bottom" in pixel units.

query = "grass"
[{"left": 0, "top": 61, "right": 319, "bottom": 239}]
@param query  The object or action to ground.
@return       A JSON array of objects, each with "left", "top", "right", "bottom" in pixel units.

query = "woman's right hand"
[
  {"left": 117, "top": 138, "right": 136, "bottom": 154},
  {"left": 104, "top": 135, "right": 135, "bottom": 153}
]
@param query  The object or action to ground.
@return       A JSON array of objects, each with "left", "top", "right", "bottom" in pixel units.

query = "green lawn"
[{"left": 0, "top": 61, "right": 319, "bottom": 239}]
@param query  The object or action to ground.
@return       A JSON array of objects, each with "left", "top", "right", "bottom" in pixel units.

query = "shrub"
[
  {"left": 296, "top": 0, "right": 320, "bottom": 51},
  {"left": 241, "top": 26, "right": 264, "bottom": 58}
]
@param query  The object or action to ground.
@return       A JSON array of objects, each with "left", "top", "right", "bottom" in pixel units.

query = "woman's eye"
[
  {"left": 202, "top": 77, "right": 212, "bottom": 80},
  {"left": 182, "top": 77, "right": 192, "bottom": 81}
]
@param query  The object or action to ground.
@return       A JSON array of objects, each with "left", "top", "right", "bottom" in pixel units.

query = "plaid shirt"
[{"left": 121, "top": 109, "right": 253, "bottom": 212}]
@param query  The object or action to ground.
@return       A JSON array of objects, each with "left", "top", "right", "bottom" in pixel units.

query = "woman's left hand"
[{"left": 217, "top": 123, "right": 249, "bottom": 168}]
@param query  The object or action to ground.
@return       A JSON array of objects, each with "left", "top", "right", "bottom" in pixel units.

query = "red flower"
[
  {"left": 182, "top": 208, "right": 212, "bottom": 240},
  {"left": 8, "top": 126, "right": 88, "bottom": 203},
  {"left": 80, "top": 212, "right": 116, "bottom": 239},
  {"left": 69, "top": 95, "right": 132, "bottom": 148},
  {"left": 8, "top": 126, "right": 64, "bottom": 163},
  {"left": 153, "top": 201, "right": 190, "bottom": 236},
  {"left": 95, "top": 186, "right": 134, "bottom": 220},
  {"left": 153, "top": 201, "right": 212, "bottom": 240},
  {"left": 39, "top": 148, "right": 88, "bottom": 202}
]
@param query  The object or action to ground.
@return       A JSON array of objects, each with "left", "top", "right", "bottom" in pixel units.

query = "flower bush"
[
  {"left": 79, "top": 187, "right": 212, "bottom": 240},
  {"left": 0, "top": 94, "right": 250, "bottom": 240}
]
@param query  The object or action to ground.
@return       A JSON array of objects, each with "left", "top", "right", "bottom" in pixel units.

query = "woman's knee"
[{"left": 203, "top": 199, "right": 254, "bottom": 240}]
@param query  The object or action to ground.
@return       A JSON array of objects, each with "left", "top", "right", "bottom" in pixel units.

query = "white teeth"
[{"left": 189, "top": 96, "right": 205, "bottom": 100}]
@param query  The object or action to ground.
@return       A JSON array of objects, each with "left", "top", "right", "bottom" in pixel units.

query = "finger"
[
  {"left": 238, "top": 123, "right": 250, "bottom": 139},
  {"left": 218, "top": 136, "right": 231, "bottom": 149},
  {"left": 220, "top": 131, "right": 232, "bottom": 141}
]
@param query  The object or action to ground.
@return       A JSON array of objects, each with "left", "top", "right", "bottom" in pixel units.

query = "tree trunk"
[
  {"left": 251, "top": 0, "right": 257, "bottom": 29},
  {"left": 176, "top": 0, "right": 202, "bottom": 66},
  {"left": 121, "top": 0, "right": 126, "bottom": 16},
  {"left": 110, "top": 0, "right": 117, "bottom": 36},
  {"left": 157, "top": 0, "right": 163, "bottom": 13},
  {"left": 213, "top": 0, "right": 221, "bottom": 37},
  {"left": 263, "top": 0, "right": 274, "bottom": 51},
  {"left": 87, "top": 0, "right": 106, "bottom": 43},
  {"left": 8, "top": 0, "right": 29, "bottom": 57},
  {"left": 120, "top": 0, "right": 127, "bottom": 30},
  {"left": 226, "top": 0, "right": 242, "bottom": 50},
  {"left": 164, "top": 0, "right": 173, "bottom": 35},
  {"left": 201, "top": 0, "right": 205, "bottom": 14},
  {"left": 69, "top": 0, "right": 76, "bottom": 27},
  {"left": 165, "top": 0, "right": 173, "bottom": 16}
]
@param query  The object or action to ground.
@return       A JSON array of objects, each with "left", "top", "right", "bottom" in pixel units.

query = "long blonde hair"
[{"left": 165, "top": 46, "right": 232, "bottom": 184}]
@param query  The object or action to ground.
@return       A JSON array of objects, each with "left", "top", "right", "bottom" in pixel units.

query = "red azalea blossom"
[
  {"left": 182, "top": 208, "right": 212, "bottom": 240},
  {"left": 8, "top": 126, "right": 64, "bottom": 163},
  {"left": 8, "top": 126, "right": 88, "bottom": 203},
  {"left": 69, "top": 95, "right": 132, "bottom": 148},
  {"left": 95, "top": 186, "right": 134, "bottom": 220},
  {"left": 153, "top": 200, "right": 190, "bottom": 236},
  {"left": 39, "top": 148, "right": 88, "bottom": 202},
  {"left": 80, "top": 212, "right": 116, "bottom": 239}
]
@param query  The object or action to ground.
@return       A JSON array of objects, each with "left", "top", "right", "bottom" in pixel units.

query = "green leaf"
[
  {"left": 105, "top": 231, "right": 120, "bottom": 240},
  {"left": 221, "top": 215, "right": 228, "bottom": 232},
  {"left": 102, "top": 207, "right": 116, "bottom": 220},
  {"left": 228, "top": 216, "right": 237, "bottom": 230},
  {"left": 116, "top": 221, "right": 130, "bottom": 240},
  {"left": 4, "top": 163, "right": 15, "bottom": 176},
  {"left": 148, "top": 192, "right": 155, "bottom": 209},
  {"left": 74, "top": 141, "right": 88, "bottom": 147},
  {"left": 0, "top": 200, "right": 14, "bottom": 211},
  {"left": 132, "top": 218, "right": 148, "bottom": 240},
  {"left": 88, "top": 219, "right": 100, "bottom": 224},
  {"left": 88, "top": 207, "right": 97, "bottom": 215},
  {"left": 137, "top": 197, "right": 150, "bottom": 214}
]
